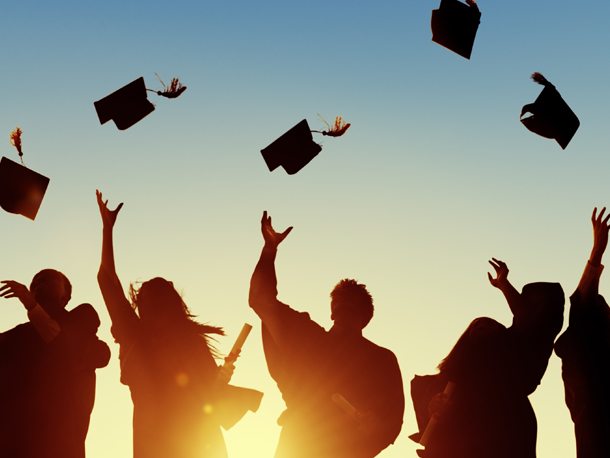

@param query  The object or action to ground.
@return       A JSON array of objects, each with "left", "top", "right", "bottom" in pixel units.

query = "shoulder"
[{"left": 67, "top": 303, "right": 101, "bottom": 332}]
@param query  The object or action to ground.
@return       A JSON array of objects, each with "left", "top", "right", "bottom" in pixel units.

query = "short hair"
[
  {"left": 330, "top": 279, "right": 374, "bottom": 329},
  {"left": 30, "top": 269, "right": 72, "bottom": 305}
]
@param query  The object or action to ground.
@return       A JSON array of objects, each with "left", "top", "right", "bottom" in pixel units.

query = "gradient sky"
[{"left": 1, "top": 0, "right": 610, "bottom": 456}]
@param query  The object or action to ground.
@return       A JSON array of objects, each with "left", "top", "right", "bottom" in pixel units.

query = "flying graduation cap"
[
  {"left": 520, "top": 73, "right": 580, "bottom": 150},
  {"left": 94, "top": 74, "right": 187, "bottom": 130},
  {"left": 431, "top": 0, "right": 481, "bottom": 59},
  {"left": 260, "top": 115, "right": 351, "bottom": 175},
  {"left": 0, "top": 128, "right": 50, "bottom": 220}
]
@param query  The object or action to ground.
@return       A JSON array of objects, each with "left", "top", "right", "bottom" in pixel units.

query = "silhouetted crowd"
[{"left": 0, "top": 0, "right": 606, "bottom": 456}]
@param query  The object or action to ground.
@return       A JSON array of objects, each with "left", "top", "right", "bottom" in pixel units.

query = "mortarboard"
[
  {"left": 94, "top": 74, "right": 187, "bottom": 130},
  {"left": 260, "top": 116, "right": 351, "bottom": 175},
  {"left": 520, "top": 73, "right": 580, "bottom": 150},
  {"left": 431, "top": 0, "right": 481, "bottom": 59},
  {"left": 1, "top": 128, "right": 49, "bottom": 220}
]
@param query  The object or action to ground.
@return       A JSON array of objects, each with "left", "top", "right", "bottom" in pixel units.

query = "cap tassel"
[
  {"left": 531, "top": 72, "right": 552, "bottom": 87},
  {"left": 148, "top": 73, "right": 187, "bottom": 99},
  {"left": 313, "top": 114, "right": 351, "bottom": 137},
  {"left": 465, "top": 0, "right": 479, "bottom": 10},
  {"left": 9, "top": 127, "right": 24, "bottom": 165}
]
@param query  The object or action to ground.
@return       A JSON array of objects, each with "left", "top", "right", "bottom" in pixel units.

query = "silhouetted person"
[
  {"left": 0, "top": 269, "right": 110, "bottom": 458},
  {"left": 249, "top": 211, "right": 404, "bottom": 458},
  {"left": 555, "top": 207, "right": 610, "bottom": 457},
  {"left": 96, "top": 191, "right": 261, "bottom": 458},
  {"left": 410, "top": 259, "right": 564, "bottom": 458}
]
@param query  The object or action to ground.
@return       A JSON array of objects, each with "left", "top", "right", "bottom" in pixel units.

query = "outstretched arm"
[
  {"left": 576, "top": 207, "right": 610, "bottom": 303},
  {"left": 248, "top": 211, "right": 292, "bottom": 325},
  {"left": 0, "top": 281, "right": 60, "bottom": 342},
  {"left": 96, "top": 190, "right": 137, "bottom": 333},
  {"left": 488, "top": 258, "right": 524, "bottom": 318}
]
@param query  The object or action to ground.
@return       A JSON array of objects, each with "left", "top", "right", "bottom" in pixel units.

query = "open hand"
[
  {"left": 96, "top": 190, "right": 123, "bottom": 229},
  {"left": 0, "top": 280, "right": 37, "bottom": 311},
  {"left": 261, "top": 211, "right": 293, "bottom": 249},
  {"left": 488, "top": 258, "right": 509, "bottom": 289},
  {"left": 590, "top": 207, "right": 610, "bottom": 266}
]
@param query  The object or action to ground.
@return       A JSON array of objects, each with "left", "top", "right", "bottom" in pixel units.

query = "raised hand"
[
  {"left": 261, "top": 211, "right": 293, "bottom": 249},
  {"left": 488, "top": 258, "right": 509, "bottom": 289},
  {"left": 590, "top": 207, "right": 610, "bottom": 266},
  {"left": 0, "top": 280, "right": 37, "bottom": 310},
  {"left": 96, "top": 189, "right": 123, "bottom": 230}
]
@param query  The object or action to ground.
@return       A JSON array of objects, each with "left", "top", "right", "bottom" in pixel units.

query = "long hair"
[
  {"left": 437, "top": 317, "right": 506, "bottom": 383},
  {"left": 128, "top": 277, "right": 224, "bottom": 354}
]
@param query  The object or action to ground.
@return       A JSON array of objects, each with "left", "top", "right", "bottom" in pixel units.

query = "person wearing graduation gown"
[
  {"left": 410, "top": 259, "right": 564, "bottom": 458},
  {"left": 555, "top": 207, "right": 610, "bottom": 457},
  {"left": 95, "top": 191, "right": 262, "bottom": 458},
  {"left": 0, "top": 269, "right": 110, "bottom": 458},
  {"left": 248, "top": 212, "right": 404, "bottom": 458}
]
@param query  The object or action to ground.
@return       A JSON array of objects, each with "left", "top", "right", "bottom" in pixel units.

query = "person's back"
[
  {"left": 0, "top": 270, "right": 110, "bottom": 458},
  {"left": 249, "top": 212, "right": 404, "bottom": 458}
]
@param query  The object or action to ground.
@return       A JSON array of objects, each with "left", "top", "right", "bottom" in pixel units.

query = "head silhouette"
[
  {"left": 438, "top": 317, "right": 506, "bottom": 382},
  {"left": 129, "top": 277, "right": 223, "bottom": 338},
  {"left": 29, "top": 269, "right": 71, "bottom": 317},
  {"left": 330, "top": 279, "right": 374, "bottom": 330}
]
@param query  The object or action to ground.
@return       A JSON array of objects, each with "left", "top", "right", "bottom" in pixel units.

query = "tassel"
[
  {"left": 465, "top": 0, "right": 479, "bottom": 10},
  {"left": 9, "top": 127, "right": 24, "bottom": 163},
  {"left": 531, "top": 72, "right": 551, "bottom": 87},
  {"left": 152, "top": 73, "right": 187, "bottom": 99},
  {"left": 317, "top": 114, "right": 351, "bottom": 138}
]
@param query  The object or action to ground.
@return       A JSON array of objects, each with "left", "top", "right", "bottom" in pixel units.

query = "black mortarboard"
[
  {"left": 431, "top": 0, "right": 481, "bottom": 59},
  {"left": 0, "top": 156, "right": 49, "bottom": 220},
  {"left": 520, "top": 73, "right": 580, "bottom": 150},
  {"left": 261, "top": 120, "right": 323, "bottom": 175},
  {"left": 94, "top": 77, "right": 155, "bottom": 130}
]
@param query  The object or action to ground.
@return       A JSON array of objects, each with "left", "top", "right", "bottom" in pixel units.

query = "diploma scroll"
[
  {"left": 218, "top": 324, "right": 253, "bottom": 382},
  {"left": 332, "top": 393, "right": 363, "bottom": 423},
  {"left": 419, "top": 381, "right": 455, "bottom": 447}
]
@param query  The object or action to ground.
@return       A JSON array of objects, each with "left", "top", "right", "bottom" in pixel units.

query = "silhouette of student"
[
  {"left": 410, "top": 259, "right": 564, "bottom": 458},
  {"left": 555, "top": 207, "right": 610, "bottom": 457},
  {"left": 0, "top": 269, "right": 110, "bottom": 458},
  {"left": 96, "top": 191, "right": 262, "bottom": 458},
  {"left": 249, "top": 212, "right": 404, "bottom": 458}
]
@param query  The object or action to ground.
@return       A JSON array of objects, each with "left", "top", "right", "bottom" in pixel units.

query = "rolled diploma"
[
  {"left": 221, "top": 323, "right": 253, "bottom": 371},
  {"left": 419, "top": 381, "right": 455, "bottom": 447},
  {"left": 332, "top": 393, "right": 362, "bottom": 423}
]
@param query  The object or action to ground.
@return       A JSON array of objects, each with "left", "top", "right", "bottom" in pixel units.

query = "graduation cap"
[
  {"left": 0, "top": 128, "right": 49, "bottom": 220},
  {"left": 260, "top": 115, "right": 351, "bottom": 175},
  {"left": 94, "top": 74, "right": 187, "bottom": 130},
  {"left": 431, "top": 0, "right": 481, "bottom": 59},
  {"left": 520, "top": 73, "right": 580, "bottom": 150}
]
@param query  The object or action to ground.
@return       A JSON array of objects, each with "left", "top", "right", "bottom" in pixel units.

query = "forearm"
[
  {"left": 576, "top": 260, "right": 603, "bottom": 303},
  {"left": 497, "top": 280, "right": 523, "bottom": 317},
  {"left": 249, "top": 245, "right": 279, "bottom": 310},
  {"left": 100, "top": 226, "right": 117, "bottom": 275},
  {"left": 28, "top": 304, "right": 61, "bottom": 343}
]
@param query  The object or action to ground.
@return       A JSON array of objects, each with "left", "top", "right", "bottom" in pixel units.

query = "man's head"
[
  {"left": 330, "top": 279, "right": 374, "bottom": 329},
  {"left": 29, "top": 269, "right": 71, "bottom": 316}
]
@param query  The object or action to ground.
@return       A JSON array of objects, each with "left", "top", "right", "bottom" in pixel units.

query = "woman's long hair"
[
  {"left": 437, "top": 317, "right": 506, "bottom": 383},
  {"left": 129, "top": 277, "right": 224, "bottom": 355}
]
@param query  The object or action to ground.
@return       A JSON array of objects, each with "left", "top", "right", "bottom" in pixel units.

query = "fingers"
[
  {"left": 487, "top": 272, "right": 494, "bottom": 283},
  {"left": 592, "top": 207, "right": 598, "bottom": 224},
  {"left": 598, "top": 207, "right": 606, "bottom": 224},
  {"left": 281, "top": 226, "right": 293, "bottom": 238},
  {"left": 114, "top": 202, "right": 124, "bottom": 214}
]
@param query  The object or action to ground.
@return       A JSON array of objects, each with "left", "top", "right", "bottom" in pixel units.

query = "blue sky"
[{"left": 1, "top": 1, "right": 609, "bottom": 456}]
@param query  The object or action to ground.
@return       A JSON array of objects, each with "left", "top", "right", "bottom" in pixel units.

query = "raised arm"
[
  {"left": 248, "top": 211, "right": 292, "bottom": 323},
  {"left": 96, "top": 190, "right": 138, "bottom": 333},
  {"left": 575, "top": 207, "right": 610, "bottom": 303},
  {"left": 488, "top": 258, "right": 524, "bottom": 318},
  {"left": 0, "top": 280, "right": 60, "bottom": 342}
]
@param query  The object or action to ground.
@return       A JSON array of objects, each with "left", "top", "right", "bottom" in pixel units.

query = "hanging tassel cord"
[
  {"left": 147, "top": 73, "right": 187, "bottom": 99},
  {"left": 313, "top": 114, "right": 352, "bottom": 138},
  {"left": 9, "top": 127, "right": 25, "bottom": 165}
]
